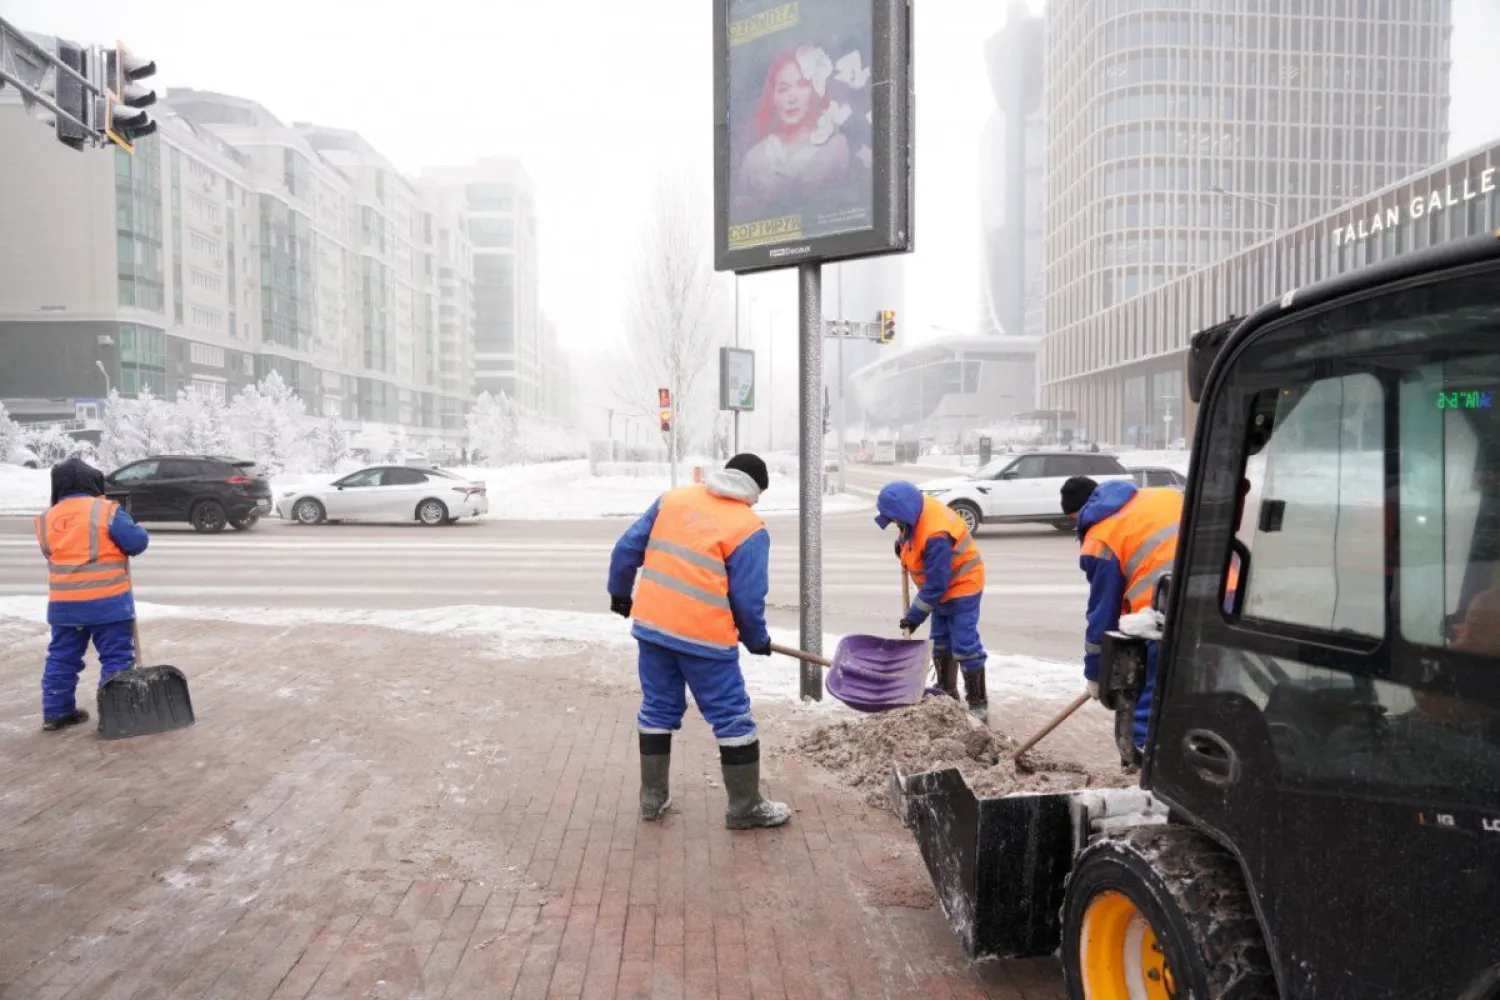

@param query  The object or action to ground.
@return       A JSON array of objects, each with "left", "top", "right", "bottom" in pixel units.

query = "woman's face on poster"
[{"left": 772, "top": 61, "right": 814, "bottom": 128}]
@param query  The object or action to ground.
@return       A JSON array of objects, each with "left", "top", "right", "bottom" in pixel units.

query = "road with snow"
[{"left": 0, "top": 470, "right": 1089, "bottom": 663}]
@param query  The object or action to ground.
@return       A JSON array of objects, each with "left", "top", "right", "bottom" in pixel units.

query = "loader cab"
[{"left": 1146, "top": 234, "right": 1500, "bottom": 997}]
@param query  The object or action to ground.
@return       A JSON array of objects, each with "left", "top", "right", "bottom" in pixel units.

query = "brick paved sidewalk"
[{"left": 0, "top": 616, "right": 1063, "bottom": 1000}]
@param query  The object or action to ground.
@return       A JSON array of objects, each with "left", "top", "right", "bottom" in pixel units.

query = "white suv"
[{"left": 916, "top": 451, "right": 1132, "bottom": 532}]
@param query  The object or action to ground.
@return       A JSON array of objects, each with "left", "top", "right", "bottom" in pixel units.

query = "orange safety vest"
[
  {"left": 633, "top": 484, "right": 765, "bottom": 653},
  {"left": 1082, "top": 487, "right": 1182, "bottom": 615},
  {"left": 35, "top": 496, "right": 132, "bottom": 605},
  {"left": 899, "top": 496, "right": 986, "bottom": 606}
]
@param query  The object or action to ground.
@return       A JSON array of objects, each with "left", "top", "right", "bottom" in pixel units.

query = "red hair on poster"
[{"left": 748, "top": 47, "right": 832, "bottom": 144}]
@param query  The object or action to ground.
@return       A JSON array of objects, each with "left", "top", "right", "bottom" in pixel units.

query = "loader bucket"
[
  {"left": 887, "top": 763, "right": 1167, "bottom": 962},
  {"left": 825, "top": 634, "right": 931, "bottom": 713},
  {"left": 887, "top": 763, "right": 1074, "bottom": 960}
]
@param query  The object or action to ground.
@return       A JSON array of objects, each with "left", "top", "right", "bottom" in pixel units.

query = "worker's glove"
[
  {"left": 745, "top": 639, "right": 772, "bottom": 656},
  {"left": 1087, "top": 679, "right": 1101, "bottom": 701},
  {"left": 899, "top": 618, "right": 919, "bottom": 636},
  {"left": 610, "top": 595, "right": 633, "bottom": 618},
  {"left": 893, "top": 539, "right": 903, "bottom": 558}
]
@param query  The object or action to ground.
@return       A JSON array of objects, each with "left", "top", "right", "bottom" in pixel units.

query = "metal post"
[
  {"left": 798, "top": 263, "right": 824, "bottom": 701},
  {"left": 836, "top": 264, "right": 847, "bottom": 496},
  {"left": 733, "top": 279, "right": 741, "bottom": 455},
  {"left": 768, "top": 309, "right": 776, "bottom": 452}
]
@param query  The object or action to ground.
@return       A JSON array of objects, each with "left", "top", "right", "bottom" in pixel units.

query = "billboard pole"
[
  {"left": 733, "top": 279, "right": 741, "bottom": 454},
  {"left": 836, "top": 264, "right": 848, "bottom": 496},
  {"left": 799, "top": 262, "right": 824, "bottom": 701}
]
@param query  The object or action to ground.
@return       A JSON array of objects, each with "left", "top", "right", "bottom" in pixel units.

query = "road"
[{"left": 0, "top": 462, "right": 1089, "bottom": 663}]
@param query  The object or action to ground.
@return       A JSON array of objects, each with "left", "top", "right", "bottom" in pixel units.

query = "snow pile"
[
  {"left": 795, "top": 696, "right": 1135, "bottom": 806},
  {"left": 0, "top": 464, "right": 49, "bottom": 516}
]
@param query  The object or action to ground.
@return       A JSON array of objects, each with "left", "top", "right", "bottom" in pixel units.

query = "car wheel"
[
  {"left": 293, "top": 498, "right": 326, "bottom": 526},
  {"left": 191, "top": 500, "right": 228, "bottom": 534},
  {"left": 229, "top": 513, "right": 260, "bottom": 531},
  {"left": 1061, "top": 826, "right": 1275, "bottom": 1000},
  {"left": 416, "top": 498, "right": 449, "bottom": 526},
  {"left": 950, "top": 501, "right": 981, "bottom": 535}
]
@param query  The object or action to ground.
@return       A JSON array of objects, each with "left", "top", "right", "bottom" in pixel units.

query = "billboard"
[
  {"left": 720, "top": 347, "right": 757, "bottom": 410},
  {"left": 714, "top": 0, "right": 912, "bottom": 274}
]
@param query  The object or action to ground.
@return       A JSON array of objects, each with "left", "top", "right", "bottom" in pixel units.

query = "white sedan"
[{"left": 275, "top": 465, "right": 489, "bottom": 526}]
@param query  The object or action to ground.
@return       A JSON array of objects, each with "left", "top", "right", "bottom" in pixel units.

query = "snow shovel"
[
  {"left": 97, "top": 619, "right": 196, "bottom": 740},
  {"left": 770, "top": 634, "right": 932, "bottom": 713},
  {"left": 1011, "top": 691, "right": 1091, "bottom": 772}
]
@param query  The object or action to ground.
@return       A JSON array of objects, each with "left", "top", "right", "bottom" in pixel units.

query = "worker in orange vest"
[
  {"left": 35, "top": 457, "right": 150, "bottom": 731},
  {"left": 607, "top": 453, "right": 791, "bottom": 831},
  {"left": 1060, "top": 476, "right": 1182, "bottom": 759},
  {"left": 875, "top": 481, "right": 989, "bottom": 721}
]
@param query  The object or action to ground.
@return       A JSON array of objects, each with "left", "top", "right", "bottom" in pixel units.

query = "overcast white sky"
[{"left": 5, "top": 0, "right": 1497, "bottom": 358}]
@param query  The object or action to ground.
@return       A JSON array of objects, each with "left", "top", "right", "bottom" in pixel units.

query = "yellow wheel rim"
[{"left": 1079, "top": 890, "right": 1176, "bottom": 1000}]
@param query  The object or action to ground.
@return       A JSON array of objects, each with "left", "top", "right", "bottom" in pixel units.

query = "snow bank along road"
[{"left": 0, "top": 510, "right": 1090, "bottom": 663}]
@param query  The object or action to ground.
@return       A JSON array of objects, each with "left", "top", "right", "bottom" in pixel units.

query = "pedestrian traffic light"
[
  {"left": 659, "top": 409, "right": 672, "bottom": 434},
  {"left": 878, "top": 309, "right": 897, "bottom": 344},
  {"left": 102, "top": 42, "right": 157, "bottom": 153},
  {"left": 3, "top": 33, "right": 91, "bottom": 149}
]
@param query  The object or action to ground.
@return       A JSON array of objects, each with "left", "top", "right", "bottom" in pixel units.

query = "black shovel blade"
[{"left": 98, "top": 665, "right": 195, "bottom": 740}]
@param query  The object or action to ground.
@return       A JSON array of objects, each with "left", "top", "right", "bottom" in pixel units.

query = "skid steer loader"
[{"left": 889, "top": 231, "right": 1500, "bottom": 997}]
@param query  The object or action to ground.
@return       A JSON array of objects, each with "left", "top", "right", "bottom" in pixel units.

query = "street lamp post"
[{"left": 1208, "top": 184, "right": 1282, "bottom": 294}]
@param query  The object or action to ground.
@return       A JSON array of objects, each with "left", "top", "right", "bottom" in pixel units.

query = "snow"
[
  {"left": 0, "top": 596, "right": 1085, "bottom": 711},
  {"left": 0, "top": 465, "right": 49, "bottom": 516}
]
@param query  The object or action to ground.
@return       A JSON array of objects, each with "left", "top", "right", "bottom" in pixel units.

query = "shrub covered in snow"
[
  {"left": 467, "top": 391, "right": 586, "bottom": 465},
  {"left": 0, "top": 402, "right": 22, "bottom": 461}
]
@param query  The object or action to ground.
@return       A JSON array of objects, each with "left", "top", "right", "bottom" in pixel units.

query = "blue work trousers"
[
  {"left": 43, "top": 620, "right": 136, "bottom": 719},
  {"left": 636, "top": 639, "right": 757, "bottom": 746},
  {"left": 931, "top": 593, "right": 987, "bottom": 672}
]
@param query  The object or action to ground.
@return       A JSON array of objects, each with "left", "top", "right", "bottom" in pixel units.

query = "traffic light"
[
  {"left": 102, "top": 42, "right": 157, "bottom": 153},
  {"left": 659, "top": 409, "right": 672, "bottom": 434},
  {"left": 4, "top": 33, "right": 90, "bottom": 149},
  {"left": 878, "top": 309, "right": 897, "bottom": 344}
]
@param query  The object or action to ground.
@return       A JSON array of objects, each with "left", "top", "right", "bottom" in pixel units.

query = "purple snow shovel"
[{"left": 769, "top": 635, "right": 933, "bottom": 713}]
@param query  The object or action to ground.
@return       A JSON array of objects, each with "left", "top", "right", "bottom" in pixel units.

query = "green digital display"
[{"left": 1436, "top": 390, "right": 1494, "bottom": 410}]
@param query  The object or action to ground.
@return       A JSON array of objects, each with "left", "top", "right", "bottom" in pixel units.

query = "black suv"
[{"left": 105, "top": 456, "right": 273, "bottom": 533}]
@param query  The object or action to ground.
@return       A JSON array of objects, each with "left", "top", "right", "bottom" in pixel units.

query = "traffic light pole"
[
  {"left": 798, "top": 262, "right": 824, "bottom": 702},
  {"left": 836, "top": 264, "right": 847, "bottom": 497}
]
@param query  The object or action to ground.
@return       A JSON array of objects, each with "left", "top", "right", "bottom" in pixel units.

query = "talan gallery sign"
[{"left": 1333, "top": 167, "right": 1497, "bottom": 247}]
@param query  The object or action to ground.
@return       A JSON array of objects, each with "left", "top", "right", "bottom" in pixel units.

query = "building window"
[
  {"left": 189, "top": 305, "right": 224, "bottom": 334},
  {"left": 190, "top": 377, "right": 227, "bottom": 403},
  {"left": 189, "top": 268, "right": 223, "bottom": 293},
  {"left": 189, "top": 342, "right": 226, "bottom": 368}
]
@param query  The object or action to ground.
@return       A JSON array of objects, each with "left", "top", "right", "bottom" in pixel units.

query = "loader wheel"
[{"left": 1062, "top": 826, "right": 1275, "bottom": 1000}]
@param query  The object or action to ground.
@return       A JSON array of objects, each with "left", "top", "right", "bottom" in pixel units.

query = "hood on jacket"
[
  {"left": 874, "top": 481, "right": 924, "bottom": 534},
  {"left": 50, "top": 456, "right": 107, "bottom": 506},
  {"left": 1077, "top": 478, "right": 1138, "bottom": 539},
  {"left": 705, "top": 467, "right": 762, "bottom": 506}
]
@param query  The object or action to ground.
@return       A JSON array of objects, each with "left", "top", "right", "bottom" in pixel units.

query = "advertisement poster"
[
  {"left": 720, "top": 347, "right": 757, "bottom": 410},
  {"left": 725, "top": 0, "right": 875, "bottom": 255}
]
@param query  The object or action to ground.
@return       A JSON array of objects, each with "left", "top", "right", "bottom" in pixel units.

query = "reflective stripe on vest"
[
  {"left": 1082, "top": 487, "right": 1182, "bottom": 615},
  {"left": 632, "top": 484, "right": 764, "bottom": 652},
  {"left": 900, "top": 496, "right": 986, "bottom": 605},
  {"left": 37, "top": 497, "right": 131, "bottom": 604}
]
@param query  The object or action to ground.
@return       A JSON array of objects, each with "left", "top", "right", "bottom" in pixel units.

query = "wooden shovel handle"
[
  {"left": 1013, "top": 692, "right": 1092, "bottom": 762},
  {"left": 769, "top": 642, "right": 833, "bottom": 669}
]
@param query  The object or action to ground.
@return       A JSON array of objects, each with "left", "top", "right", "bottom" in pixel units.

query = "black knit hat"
[
  {"left": 725, "top": 453, "right": 770, "bottom": 491},
  {"left": 1059, "top": 476, "right": 1098, "bottom": 517}
]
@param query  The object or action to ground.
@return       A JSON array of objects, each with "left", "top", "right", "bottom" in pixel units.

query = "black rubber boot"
[
  {"left": 639, "top": 733, "right": 672, "bottom": 821},
  {"left": 42, "top": 708, "right": 90, "bottom": 732},
  {"left": 720, "top": 742, "right": 792, "bottom": 830},
  {"left": 934, "top": 651, "right": 960, "bottom": 699},
  {"left": 962, "top": 667, "right": 989, "bottom": 724}
]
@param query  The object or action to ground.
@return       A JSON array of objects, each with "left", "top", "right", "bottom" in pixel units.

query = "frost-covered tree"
[
  {"left": 465, "top": 391, "right": 521, "bottom": 465},
  {"left": 174, "top": 388, "right": 232, "bottom": 456},
  {"left": 609, "top": 172, "right": 729, "bottom": 465},
  {"left": 228, "top": 372, "right": 312, "bottom": 474},
  {"left": 98, "top": 387, "right": 176, "bottom": 468},
  {"left": 0, "top": 402, "right": 22, "bottom": 461},
  {"left": 25, "top": 425, "right": 84, "bottom": 465},
  {"left": 311, "top": 415, "right": 351, "bottom": 472}
]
